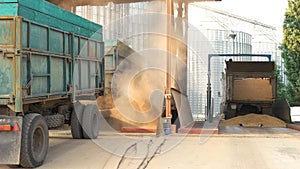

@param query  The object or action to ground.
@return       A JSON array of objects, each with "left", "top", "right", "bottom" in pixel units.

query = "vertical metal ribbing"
[{"left": 14, "top": 17, "right": 23, "bottom": 113}]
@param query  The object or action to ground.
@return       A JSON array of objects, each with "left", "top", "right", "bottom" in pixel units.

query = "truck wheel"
[
  {"left": 45, "top": 114, "right": 65, "bottom": 129},
  {"left": 71, "top": 102, "right": 85, "bottom": 139},
  {"left": 82, "top": 104, "right": 100, "bottom": 139},
  {"left": 20, "top": 113, "right": 49, "bottom": 168}
]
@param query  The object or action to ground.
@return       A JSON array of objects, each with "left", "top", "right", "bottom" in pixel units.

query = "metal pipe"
[
  {"left": 165, "top": 0, "right": 173, "bottom": 119},
  {"left": 207, "top": 56, "right": 212, "bottom": 122},
  {"left": 233, "top": 39, "right": 235, "bottom": 54},
  {"left": 229, "top": 33, "right": 236, "bottom": 54}
]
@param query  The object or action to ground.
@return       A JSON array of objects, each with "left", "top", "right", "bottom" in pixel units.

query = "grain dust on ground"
[{"left": 220, "top": 114, "right": 286, "bottom": 127}]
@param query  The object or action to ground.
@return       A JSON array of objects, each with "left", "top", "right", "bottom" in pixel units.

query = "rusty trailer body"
[{"left": 0, "top": 0, "right": 104, "bottom": 167}]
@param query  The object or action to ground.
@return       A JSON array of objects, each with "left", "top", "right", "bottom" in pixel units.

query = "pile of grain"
[
  {"left": 220, "top": 114, "right": 286, "bottom": 127},
  {"left": 97, "top": 94, "right": 115, "bottom": 110}
]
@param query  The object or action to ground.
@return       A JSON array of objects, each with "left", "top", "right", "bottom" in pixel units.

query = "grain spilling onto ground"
[
  {"left": 220, "top": 114, "right": 286, "bottom": 127},
  {"left": 96, "top": 95, "right": 158, "bottom": 131},
  {"left": 97, "top": 94, "right": 115, "bottom": 110}
]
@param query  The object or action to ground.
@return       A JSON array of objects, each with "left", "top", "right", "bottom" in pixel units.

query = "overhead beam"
[{"left": 47, "top": 0, "right": 221, "bottom": 11}]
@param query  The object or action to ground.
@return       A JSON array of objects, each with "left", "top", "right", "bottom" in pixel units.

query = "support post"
[
  {"left": 165, "top": 0, "right": 173, "bottom": 119},
  {"left": 207, "top": 55, "right": 212, "bottom": 122}
]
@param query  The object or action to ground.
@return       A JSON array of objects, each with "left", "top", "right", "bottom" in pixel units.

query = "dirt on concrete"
[{"left": 219, "top": 114, "right": 286, "bottom": 127}]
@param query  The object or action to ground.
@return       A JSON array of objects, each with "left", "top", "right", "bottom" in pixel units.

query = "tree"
[
  {"left": 275, "top": 65, "right": 286, "bottom": 99},
  {"left": 282, "top": 0, "right": 300, "bottom": 106}
]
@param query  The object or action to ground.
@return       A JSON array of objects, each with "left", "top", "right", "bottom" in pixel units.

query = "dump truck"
[
  {"left": 0, "top": 0, "right": 104, "bottom": 167},
  {"left": 220, "top": 60, "right": 291, "bottom": 123}
]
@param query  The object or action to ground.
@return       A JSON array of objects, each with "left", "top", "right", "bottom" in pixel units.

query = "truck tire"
[
  {"left": 45, "top": 114, "right": 65, "bottom": 129},
  {"left": 71, "top": 102, "right": 85, "bottom": 139},
  {"left": 20, "top": 113, "right": 49, "bottom": 168},
  {"left": 82, "top": 104, "right": 100, "bottom": 139}
]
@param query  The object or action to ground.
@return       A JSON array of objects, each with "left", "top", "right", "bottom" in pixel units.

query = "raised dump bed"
[{"left": 0, "top": 0, "right": 104, "bottom": 167}]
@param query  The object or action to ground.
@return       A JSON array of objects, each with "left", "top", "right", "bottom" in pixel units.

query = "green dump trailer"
[{"left": 0, "top": 0, "right": 104, "bottom": 167}]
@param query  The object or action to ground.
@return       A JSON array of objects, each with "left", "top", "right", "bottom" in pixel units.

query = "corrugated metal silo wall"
[{"left": 188, "top": 28, "right": 252, "bottom": 119}]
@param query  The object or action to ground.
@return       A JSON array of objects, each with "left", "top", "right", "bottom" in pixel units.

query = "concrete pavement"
[{"left": 1, "top": 127, "right": 300, "bottom": 169}]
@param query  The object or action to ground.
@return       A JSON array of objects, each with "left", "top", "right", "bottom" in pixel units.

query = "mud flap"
[
  {"left": 0, "top": 116, "right": 22, "bottom": 165},
  {"left": 272, "top": 99, "right": 292, "bottom": 123}
]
